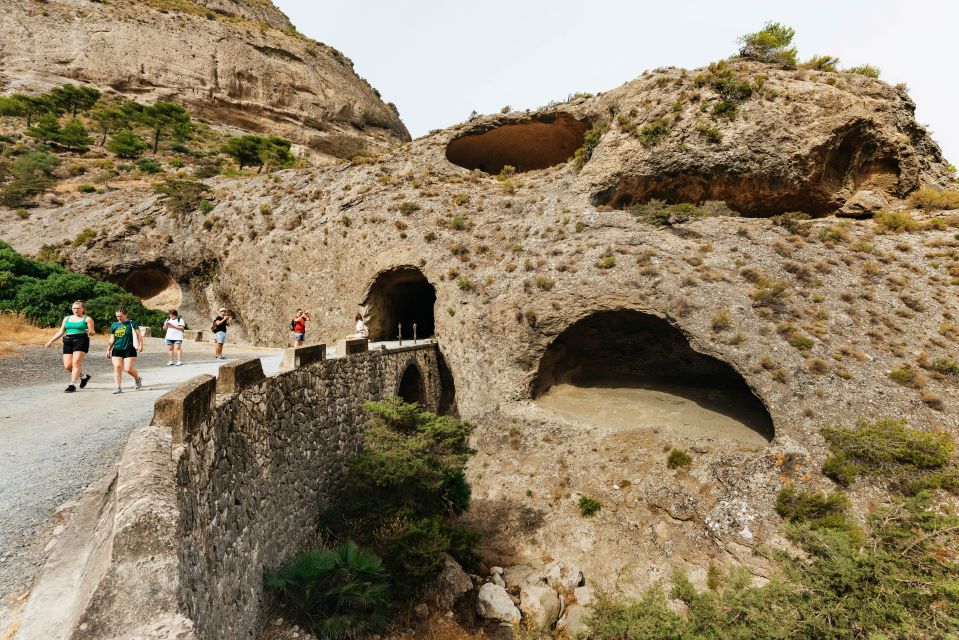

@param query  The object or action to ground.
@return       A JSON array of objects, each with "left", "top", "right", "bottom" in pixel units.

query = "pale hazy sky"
[{"left": 275, "top": 0, "right": 957, "bottom": 166}]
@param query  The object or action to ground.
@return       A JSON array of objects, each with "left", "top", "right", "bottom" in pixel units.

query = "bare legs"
[
  {"left": 62, "top": 352, "right": 86, "bottom": 385},
  {"left": 112, "top": 357, "right": 139, "bottom": 388},
  {"left": 167, "top": 342, "right": 183, "bottom": 363}
]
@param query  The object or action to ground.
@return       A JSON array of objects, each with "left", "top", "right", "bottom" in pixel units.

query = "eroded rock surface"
[{"left": 0, "top": 0, "right": 410, "bottom": 157}]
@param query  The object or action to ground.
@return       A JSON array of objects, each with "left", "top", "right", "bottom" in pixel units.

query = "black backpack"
[{"left": 290, "top": 319, "right": 295, "bottom": 331}]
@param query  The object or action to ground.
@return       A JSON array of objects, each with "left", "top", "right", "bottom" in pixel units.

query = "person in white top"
[
  {"left": 163, "top": 309, "right": 186, "bottom": 366},
  {"left": 347, "top": 313, "right": 369, "bottom": 340}
]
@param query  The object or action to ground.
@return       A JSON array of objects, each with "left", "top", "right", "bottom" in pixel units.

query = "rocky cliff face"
[
  {"left": 0, "top": 0, "right": 410, "bottom": 157},
  {"left": 3, "top": 60, "right": 958, "bottom": 596}
]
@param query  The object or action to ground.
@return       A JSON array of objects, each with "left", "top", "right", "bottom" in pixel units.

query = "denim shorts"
[
  {"left": 214, "top": 331, "right": 227, "bottom": 344},
  {"left": 165, "top": 339, "right": 183, "bottom": 345},
  {"left": 293, "top": 332, "right": 305, "bottom": 341}
]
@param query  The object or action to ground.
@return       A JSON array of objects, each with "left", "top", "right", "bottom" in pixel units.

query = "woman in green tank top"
[{"left": 45, "top": 300, "right": 95, "bottom": 393}]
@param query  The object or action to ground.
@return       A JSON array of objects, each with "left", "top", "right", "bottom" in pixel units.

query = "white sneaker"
[
  {"left": 175, "top": 361, "right": 183, "bottom": 366},
  {"left": 167, "top": 361, "right": 174, "bottom": 366}
]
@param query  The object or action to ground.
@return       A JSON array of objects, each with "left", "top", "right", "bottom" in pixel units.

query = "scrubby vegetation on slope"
[
  {"left": 584, "top": 418, "right": 959, "bottom": 639},
  {"left": 0, "top": 240, "right": 166, "bottom": 332},
  {"left": 268, "top": 399, "right": 480, "bottom": 637},
  {"left": 0, "top": 83, "right": 297, "bottom": 208}
]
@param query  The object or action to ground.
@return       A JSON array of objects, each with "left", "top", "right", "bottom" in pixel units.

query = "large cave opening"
[
  {"left": 120, "top": 267, "right": 182, "bottom": 310},
  {"left": 592, "top": 120, "right": 903, "bottom": 217},
  {"left": 533, "top": 310, "right": 773, "bottom": 445},
  {"left": 445, "top": 114, "right": 589, "bottom": 174},
  {"left": 363, "top": 267, "right": 436, "bottom": 342}
]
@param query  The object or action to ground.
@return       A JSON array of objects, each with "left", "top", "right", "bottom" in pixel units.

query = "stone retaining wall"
[{"left": 173, "top": 344, "right": 442, "bottom": 640}]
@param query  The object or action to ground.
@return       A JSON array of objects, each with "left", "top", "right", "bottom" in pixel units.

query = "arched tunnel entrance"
[
  {"left": 533, "top": 310, "right": 773, "bottom": 445},
  {"left": 397, "top": 363, "right": 426, "bottom": 406},
  {"left": 363, "top": 267, "right": 436, "bottom": 342}
]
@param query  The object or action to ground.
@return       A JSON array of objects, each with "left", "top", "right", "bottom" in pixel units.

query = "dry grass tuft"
[{"left": 0, "top": 312, "right": 49, "bottom": 356}]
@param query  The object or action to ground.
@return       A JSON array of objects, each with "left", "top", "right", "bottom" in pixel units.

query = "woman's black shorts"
[
  {"left": 111, "top": 347, "right": 138, "bottom": 359},
  {"left": 62, "top": 334, "right": 90, "bottom": 355}
]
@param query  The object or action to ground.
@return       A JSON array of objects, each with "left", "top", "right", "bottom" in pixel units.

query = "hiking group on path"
[{"left": 43, "top": 301, "right": 379, "bottom": 394}]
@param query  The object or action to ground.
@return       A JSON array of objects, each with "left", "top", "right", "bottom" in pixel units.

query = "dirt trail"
[{"left": 0, "top": 339, "right": 282, "bottom": 623}]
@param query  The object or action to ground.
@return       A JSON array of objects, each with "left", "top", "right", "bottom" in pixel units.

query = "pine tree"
[
  {"left": 107, "top": 129, "right": 149, "bottom": 159},
  {"left": 56, "top": 118, "right": 93, "bottom": 152}
]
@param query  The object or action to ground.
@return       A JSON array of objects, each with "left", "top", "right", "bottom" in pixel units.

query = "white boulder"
[{"left": 476, "top": 583, "right": 521, "bottom": 624}]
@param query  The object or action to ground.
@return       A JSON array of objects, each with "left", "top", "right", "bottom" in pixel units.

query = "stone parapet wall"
[{"left": 175, "top": 344, "right": 442, "bottom": 640}]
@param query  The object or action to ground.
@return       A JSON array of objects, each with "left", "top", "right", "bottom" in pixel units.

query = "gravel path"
[{"left": 0, "top": 338, "right": 282, "bottom": 613}]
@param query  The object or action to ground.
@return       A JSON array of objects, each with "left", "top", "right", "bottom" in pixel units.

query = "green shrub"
[
  {"left": 666, "top": 448, "right": 692, "bottom": 469},
  {"left": 222, "top": 133, "right": 295, "bottom": 172},
  {"left": 847, "top": 64, "right": 881, "bottom": 78},
  {"left": 596, "top": 256, "right": 616, "bottom": 269},
  {"left": 136, "top": 158, "right": 164, "bottom": 174},
  {"left": 821, "top": 419, "right": 957, "bottom": 493},
  {"left": 265, "top": 541, "right": 391, "bottom": 640},
  {"left": 874, "top": 210, "right": 919, "bottom": 232},
  {"left": 775, "top": 485, "right": 855, "bottom": 532},
  {"left": 929, "top": 358, "right": 959, "bottom": 375},
  {"left": 319, "top": 399, "right": 478, "bottom": 592},
  {"left": 77, "top": 184, "right": 96, "bottom": 193},
  {"left": 198, "top": 199, "right": 214, "bottom": 215},
  {"left": 153, "top": 179, "right": 210, "bottom": 216},
  {"left": 737, "top": 22, "right": 798, "bottom": 66},
  {"left": 106, "top": 129, "right": 149, "bottom": 159},
  {"left": 638, "top": 119, "right": 670, "bottom": 147},
  {"left": 0, "top": 151, "right": 60, "bottom": 207},
  {"left": 71, "top": 228, "right": 96, "bottom": 247},
  {"left": 889, "top": 367, "right": 917, "bottom": 386},
  {"left": 749, "top": 277, "right": 789, "bottom": 307},
  {"left": 695, "top": 122, "right": 722, "bottom": 143},
  {"left": 908, "top": 187, "right": 959, "bottom": 211},
  {"left": 578, "top": 496, "right": 602, "bottom": 517},
  {"left": 586, "top": 489, "right": 959, "bottom": 639},
  {"left": 572, "top": 120, "right": 608, "bottom": 171},
  {"left": 399, "top": 201, "right": 421, "bottom": 215},
  {"left": 0, "top": 240, "right": 166, "bottom": 333},
  {"left": 802, "top": 55, "right": 840, "bottom": 72},
  {"left": 629, "top": 199, "right": 736, "bottom": 226}
]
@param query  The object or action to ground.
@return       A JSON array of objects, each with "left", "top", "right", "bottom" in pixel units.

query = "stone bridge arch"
[{"left": 392, "top": 354, "right": 441, "bottom": 412}]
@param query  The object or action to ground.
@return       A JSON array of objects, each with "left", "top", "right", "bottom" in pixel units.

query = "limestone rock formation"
[
  {"left": 0, "top": 0, "right": 410, "bottom": 158},
  {"left": 4, "top": 58, "right": 959, "bottom": 606}
]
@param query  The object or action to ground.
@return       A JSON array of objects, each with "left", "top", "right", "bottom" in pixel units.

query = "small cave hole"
[
  {"left": 120, "top": 267, "right": 182, "bottom": 309},
  {"left": 362, "top": 266, "right": 436, "bottom": 342},
  {"left": 445, "top": 114, "right": 589, "bottom": 174},
  {"left": 533, "top": 310, "right": 773, "bottom": 446}
]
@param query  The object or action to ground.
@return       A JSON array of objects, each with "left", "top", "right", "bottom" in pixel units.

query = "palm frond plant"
[{"left": 265, "top": 541, "right": 391, "bottom": 639}]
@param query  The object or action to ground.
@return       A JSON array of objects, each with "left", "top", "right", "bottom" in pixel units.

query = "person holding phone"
[
  {"left": 211, "top": 308, "right": 230, "bottom": 359},
  {"left": 290, "top": 309, "right": 310, "bottom": 346},
  {"left": 163, "top": 309, "right": 186, "bottom": 366},
  {"left": 106, "top": 307, "right": 143, "bottom": 394}
]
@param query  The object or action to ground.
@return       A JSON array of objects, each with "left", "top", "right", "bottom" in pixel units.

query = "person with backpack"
[
  {"left": 106, "top": 307, "right": 143, "bottom": 394},
  {"left": 163, "top": 309, "right": 186, "bottom": 366},
  {"left": 290, "top": 309, "right": 310, "bottom": 346},
  {"left": 44, "top": 299, "right": 95, "bottom": 393},
  {"left": 211, "top": 308, "right": 230, "bottom": 359}
]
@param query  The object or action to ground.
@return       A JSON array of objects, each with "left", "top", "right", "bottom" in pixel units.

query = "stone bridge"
[{"left": 18, "top": 341, "right": 449, "bottom": 640}]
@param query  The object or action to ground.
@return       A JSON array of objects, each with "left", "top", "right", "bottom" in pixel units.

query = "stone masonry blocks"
[
  {"left": 216, "top": 357, "right": 265, "bottom": 395},
  {"left": 176, "top": 344, "right": 442, "bottom": 640},
  {"left": 279, "top": 343, "right": 327, "bottom": 369},
  {"left": 152, "top": 374, "right": 216, "bottom": 444}
]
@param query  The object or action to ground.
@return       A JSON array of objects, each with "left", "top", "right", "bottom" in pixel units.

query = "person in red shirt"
[{"left": 290, "top": 309, "right": 310, "bottom": 346}]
